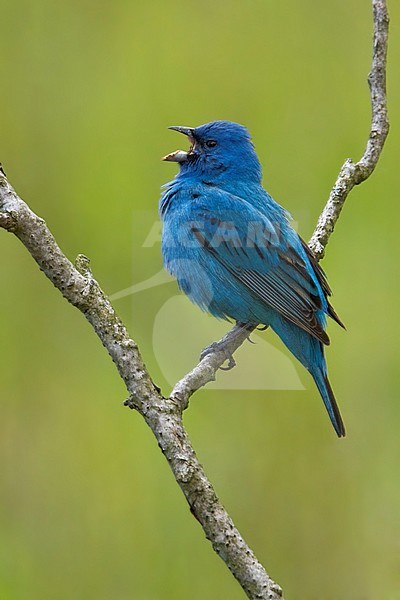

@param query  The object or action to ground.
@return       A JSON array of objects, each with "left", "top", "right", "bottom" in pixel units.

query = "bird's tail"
[{"left": 312, "top": 370, "right": 345, "bottom": 437}]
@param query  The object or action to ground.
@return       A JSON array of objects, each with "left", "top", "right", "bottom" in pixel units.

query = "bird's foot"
[
  {"left": 200, "top": 341, "right": 236, "bottom": 371},
  {"left": 237, "top": 322, "right": 269, "bottom": 344}
]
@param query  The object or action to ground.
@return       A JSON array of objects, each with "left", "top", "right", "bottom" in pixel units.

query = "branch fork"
[{"left": 0, "top": 3, "right": 389, "bottom": 598}]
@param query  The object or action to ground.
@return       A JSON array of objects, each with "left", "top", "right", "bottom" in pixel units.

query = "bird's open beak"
[
  {"left": 168, "top": 126, "right": 195, "bottom": 137},
  {"left": 161, "top": 126, "right": 195, "bottom": 162}
]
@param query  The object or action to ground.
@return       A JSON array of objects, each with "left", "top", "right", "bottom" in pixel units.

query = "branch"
[
  {"left": 0, "top": 177, "right": 283, "bottom": 599},
  {"left": 308, "top": 0, "right": 389, "bottom": 259},
  {"left": 175, "top": 0, "right": 390, "bottom": 409},
  {"left": 0, "top": 2, "right": 389, "bottom": 598},
  {"left": 170, "top": 322, "right": 256, "bottom": 408}
]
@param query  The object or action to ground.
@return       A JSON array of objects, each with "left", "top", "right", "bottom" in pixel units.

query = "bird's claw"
[
  {"left": 247, "top": 323, "right": 269, "bottom": 343},
  {"left": 200, "top": 341, "right": 236, "bottom": 371},
  {"left": 220, "top": 356, "right": 236, "bottom": 371}
]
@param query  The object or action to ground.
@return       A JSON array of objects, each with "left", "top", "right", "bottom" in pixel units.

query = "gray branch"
[
  {"left": 0, "top": 1, "right": 389, "bottom": 598},
  {"left": 308, "top": 0, "right": 389, "bottom": 259},
  {"left": 175, "top": 0, "right": 390, "bottom": 411},
  {"left": 0, "top": 184, "right": 282, "bottom": 600}
]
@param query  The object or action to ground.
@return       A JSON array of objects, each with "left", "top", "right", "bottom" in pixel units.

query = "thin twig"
[
  {"left": 0, "top": 2, "right": 389, "bottom": 598},
  {"left": 170, "top": 322, "right": 255, "bottom": 408},
  {"left": 175, "top": 0, "right": 390, "bottom": 411},
  {"left": 308, "top": 0, "right": 389, "bottom": 259}
]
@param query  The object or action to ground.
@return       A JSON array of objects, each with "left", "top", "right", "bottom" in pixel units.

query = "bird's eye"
[{"left": 205, "top": 140, "right": 217, "bottom": 148}]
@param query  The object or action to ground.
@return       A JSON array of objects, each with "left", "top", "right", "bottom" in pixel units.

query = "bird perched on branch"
[{"left": 160, "top": 120, "right": 345, "bottom": 437}]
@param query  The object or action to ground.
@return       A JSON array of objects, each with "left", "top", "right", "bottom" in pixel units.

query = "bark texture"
[{"left": 0, "top": 2, "right": 389, "bottom": 598}]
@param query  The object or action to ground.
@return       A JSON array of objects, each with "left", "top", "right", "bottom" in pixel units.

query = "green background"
[{"left": 0, "top": 1, "right": 399, "bottom": 598}]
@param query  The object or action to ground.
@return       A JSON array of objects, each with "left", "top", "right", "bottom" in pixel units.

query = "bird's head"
[{"left": 162, "top": 120, "right": 262, "bottom": 183}]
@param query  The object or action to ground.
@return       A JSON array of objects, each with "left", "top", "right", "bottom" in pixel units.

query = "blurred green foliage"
[{"left": 0, "top": 1, "right": 399, "bottom": 598}]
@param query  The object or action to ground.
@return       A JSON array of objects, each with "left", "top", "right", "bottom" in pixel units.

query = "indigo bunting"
[{"left": 160, "top": 120, "right": 345, "bottom": 437}]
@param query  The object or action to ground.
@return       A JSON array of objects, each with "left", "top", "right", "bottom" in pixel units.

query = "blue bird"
[{"left": 160, "top": 120, "right": 345, "bottom": 437}]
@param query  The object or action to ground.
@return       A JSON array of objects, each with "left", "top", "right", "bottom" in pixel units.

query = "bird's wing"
[
  {"left": 191, "top": 192, "right": 331, "bottom": 345},
  {"left": 298, "top": 238, "right": 345, "bottom": 328}
]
